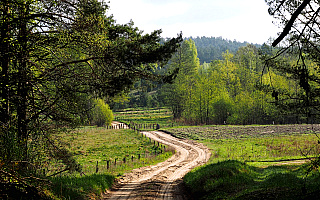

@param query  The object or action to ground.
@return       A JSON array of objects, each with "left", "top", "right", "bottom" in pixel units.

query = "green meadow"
[{"left": 47, "top": 127, "right": 172, "bottom": 199}]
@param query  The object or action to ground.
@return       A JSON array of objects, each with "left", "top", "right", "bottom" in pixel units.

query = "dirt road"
[{"left": 104, "top": 130, "right": 211, "bottom": 200}]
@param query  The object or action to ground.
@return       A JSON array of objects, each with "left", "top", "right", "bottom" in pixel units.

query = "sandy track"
[
  {"left": 104, "top": 130, "right": 211, "bottom": 200},
  {"left": 111, "top": 121, "right": 129, "bottom": 129}
]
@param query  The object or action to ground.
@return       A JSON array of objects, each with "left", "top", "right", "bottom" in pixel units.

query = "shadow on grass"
[
  {"left": 184, "top": 160, "right": 320, "bottom": 200},
  {"left": 49, "top": 173, "right": 114, "bottom": 200}
]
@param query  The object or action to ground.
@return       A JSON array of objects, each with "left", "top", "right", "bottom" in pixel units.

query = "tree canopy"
[
  {"left": 264, "top": 0, "right": 320, "bottom": 122},
  {"left": 0, "top": 0, "right": 182, "bottom": 184}
]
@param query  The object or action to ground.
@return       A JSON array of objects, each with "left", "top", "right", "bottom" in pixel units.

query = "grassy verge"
[
  {"left": 163, "top": 124, "right": 320, "bottom": 199},
  {"left": 47, "top": 127, "right": 173, "bottom": 199},
  {"left": 184, "top": 160, "right": 320, "bottom": 200}
]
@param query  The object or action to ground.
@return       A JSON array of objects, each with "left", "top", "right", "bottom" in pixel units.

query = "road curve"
[{"left": 104, "top": 130, "right": 211, "bottom": 200}]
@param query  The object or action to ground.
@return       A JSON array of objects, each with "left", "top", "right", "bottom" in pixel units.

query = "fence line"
[
  {"left": 93, "top": 148, "right": 171, "bottom": 173},
  {"left": 92, "top": 121, "right": 174, "bottom": 174},
  {"left": 93, "top": 122, "right": 176, "bottom": 173}
]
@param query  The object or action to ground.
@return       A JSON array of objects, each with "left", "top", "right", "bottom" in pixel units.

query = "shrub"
[{"left": 91, "top": 98, "right": 113, "bottom": 127}]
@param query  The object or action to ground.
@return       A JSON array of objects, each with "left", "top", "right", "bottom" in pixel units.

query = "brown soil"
[
  {"left": 168, "top": 124, "right": 320, "bottom": 140},
  {"left": 103, "top": 130, "right": 211, "bottom": 200}
]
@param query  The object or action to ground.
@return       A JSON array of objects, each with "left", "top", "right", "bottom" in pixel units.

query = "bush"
[{"left": 91, "top": 98, "right": 113, "bottom": 127}]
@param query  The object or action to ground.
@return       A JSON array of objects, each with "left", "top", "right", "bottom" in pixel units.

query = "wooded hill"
[{"left": 186, "top": 36, "right": 261, "bottom": 63}]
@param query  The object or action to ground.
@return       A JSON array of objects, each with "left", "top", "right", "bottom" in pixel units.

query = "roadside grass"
[
  {"left": 184, "top": 160, "right": 320, "bottom": 200},
  {"left": 48, "top": 127, "right": 173, "bottom": 200},
  {"left": 163, "top": 124, "right": 320, "bottom": 199}
]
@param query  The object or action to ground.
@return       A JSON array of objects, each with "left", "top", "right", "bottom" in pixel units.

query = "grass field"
[
  {"left": 47, "top": 127, "right": 173, "bottom": 200},
  {"left": 163, "top": 124, "right": 320, "bottom": 199},
  {"left": 114, "top": 108, "right": 181, "bottom": 130},
  {"left": 166, "top": 124, "right": 320, "bottom": 165}
]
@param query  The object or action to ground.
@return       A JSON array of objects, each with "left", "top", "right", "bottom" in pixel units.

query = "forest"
[
  {"left": 188, "top": 36, "right": 260, "bottom": 64},
  {"left": 0, "top": 0, "right": 182, "bottom": 198},
  {"left": 115, "top": 38, "right": 319, "bottom": 125}
]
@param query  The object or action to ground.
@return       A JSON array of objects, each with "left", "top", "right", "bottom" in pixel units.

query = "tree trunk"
[
  {"left": 17, "top": 1, "right": 29, "bottom": 161},
  {"left": 0, "top": 1, "right": 10, "bottom": 125}
]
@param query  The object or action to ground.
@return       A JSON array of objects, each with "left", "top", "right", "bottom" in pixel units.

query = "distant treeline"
[{"left": 186, "top": 36, "right": 261, "bottom": 64}]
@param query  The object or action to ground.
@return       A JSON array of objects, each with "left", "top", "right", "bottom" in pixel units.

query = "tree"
[
  {"left": 91, "top": 98, "right": 113, "bottom": 127},
  {"left": 265, "top": 0, "right": 320, "bottom": 179},
  {"left": 0, "top": 0, "right": 182, "bottom": 181},
  {"left": 264, "top": 0, "right": 320, "bottom": 122},
  {"left": 266, "top": 0, "right": 313, "bottom": 47},
  {"left": 161, "top": 39, "right": 200, "bottom": 119}
]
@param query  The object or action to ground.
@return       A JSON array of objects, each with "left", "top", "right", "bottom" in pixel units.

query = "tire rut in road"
[{"left": 104, "top": 130, "right": 211, "bottom": 200}]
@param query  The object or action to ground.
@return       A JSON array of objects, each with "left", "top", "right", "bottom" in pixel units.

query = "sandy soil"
[{"left": 103, "top": 130, "right": 211, "bottom": 200}]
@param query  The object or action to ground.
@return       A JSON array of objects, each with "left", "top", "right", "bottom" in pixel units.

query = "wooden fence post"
[{"left": 96, "top": 161, "right": 99, "bottom": 173}]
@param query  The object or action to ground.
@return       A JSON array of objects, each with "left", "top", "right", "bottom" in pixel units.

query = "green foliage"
[
  {"left": 161, "top": 39, "right": 200, "bottom": 119},
  {"left": 161, "top": 43, "right": 281, "bottom": 125},
  {"left": 188, "top": 36, "right": 260, "bottom": 64},
  {"left": 0, "top": 0, "right": 181, "bottom": 198},
  {"left": 91, "top": 99, "right": 113, "bottom": 127},
  {"left": 263, "top": 0, "right": 320, "bottom": 122}
]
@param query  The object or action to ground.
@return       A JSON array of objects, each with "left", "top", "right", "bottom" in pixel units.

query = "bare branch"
[{"left": 272, "top": 0, "right": 312, "bottom": 47}]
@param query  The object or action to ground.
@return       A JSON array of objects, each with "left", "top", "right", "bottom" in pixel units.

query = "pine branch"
[{"left": 272, "top": 0, "right": 312, "bottom": 47}]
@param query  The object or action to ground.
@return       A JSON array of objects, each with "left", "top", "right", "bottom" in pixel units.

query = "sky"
[{"left": 107, "top": 0, "right": 281, "bottom": 44}]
